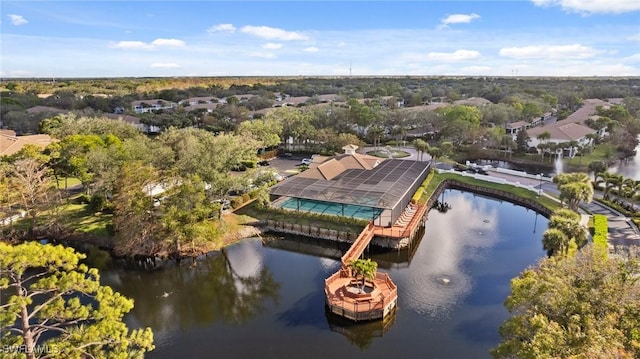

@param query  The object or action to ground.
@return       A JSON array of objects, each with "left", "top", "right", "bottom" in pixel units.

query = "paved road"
[{"left": 494, "top": 168, "right": 640, "bottom": 247}]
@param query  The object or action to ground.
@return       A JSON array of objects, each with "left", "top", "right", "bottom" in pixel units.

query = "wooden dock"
[{"left": 324, "top": 222, "right": 398, "bottom": 321}]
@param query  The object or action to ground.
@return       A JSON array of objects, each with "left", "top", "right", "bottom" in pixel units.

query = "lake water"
[
  {"left": 99, "top": 189, "right": 548, "bottom": 358},
  {"left": 610, "top": 143, "right": 640, "bottom": 180}
]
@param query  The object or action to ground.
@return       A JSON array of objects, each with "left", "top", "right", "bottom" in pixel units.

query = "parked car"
[
  {"left": 258, "top": 160, "right": 270, "bottom": 166},
  {"left": 301, "top": 158, "right": 312, "bottom": 165}
]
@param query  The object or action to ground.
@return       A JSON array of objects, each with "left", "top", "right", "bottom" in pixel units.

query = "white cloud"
[
  {"left": 262, "top": 43, "right": 283, "bottom": 50},
  {"left": 8, "top": 14, "right": 28, "bottom": 26},
  {"left": 112, "top": 38, "right": 185, "bottom": 50},
  {"left": 248, "top": 51, "right": 277, "bottom": 59},
  {"left": 623, "top": 53, "right": 640, "bottom": 62},
  {"left": 499, "top": 44, "right": 601, "bottom": 59},
  {"left": 240, "top": 25, "right": 308, "bottom": 41},
  {"left": 303, "top": 47, "right": 319, "bottom": 53},
  {"left": 112, "top": 41, "right": 153, "bottom": 50},
  {"left": 426, "top": 49, "right": 481, "bottom": 61},
  {"left": 150, "top": 38, "right": 185, "bottom": 47},
  {"left": 627, "top": 33, "right": 640, "bottom": 41},
  {"left": 208, "top": 23, "right": 236, "bottom": 33},
  {"left": 150, "top": 62, "right": 181, "bottom": 68},
  {"left": 531, "top": 0, "right": 640, "bottom": 14},
  {"left": 439, "top": 13, "right": 479, "bottom": 29}
]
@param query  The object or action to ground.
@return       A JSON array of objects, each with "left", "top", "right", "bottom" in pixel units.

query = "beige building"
[{"left": 0, "top": 130, "right": 55, "bottom": 157}]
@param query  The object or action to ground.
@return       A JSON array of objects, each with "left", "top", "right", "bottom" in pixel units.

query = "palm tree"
[
  {"left": 542, "top": 228, "right": 570, "bottom": 257},
  {"left": 348, "top": 258, "right": 378, "bottom": 294},
  {"left": 536, "top": 131, "right": 551, "bottom": 162},
  {"left": 621, "top": 178, "right": 638, "bottom": 200},
  {"left": 537, "top": 143, "right": 548, "bottom": 162},
  {"left": 594, "top": 171, "right": 619, "bottom": 200},
  {"left": 549, "top": 214, "right": 587, "bottom": 249},
  {"left": 412, "top": 138, "right": 429, "bottom": 162},
  {"left": 426, "top": 146, "right": 441, "bottom": 166}
]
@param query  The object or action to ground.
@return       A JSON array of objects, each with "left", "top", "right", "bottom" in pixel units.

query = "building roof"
[
  {"left": 183, "top": 96, "right": 220, "bottom": 103},
  {"left": 26, "top": 106, "right": 68, "bottom": 114},
  {"left": 131, "top": 99, "right": 176, "bottom": 107},
  {"left": 0, "top": 133, "right": 54, "bottom": 157},
  {"left": 527, "top": 122, "right": 596, "bottom": 142},
  {"left": 303, "top": 153, "right": 380, "bottom": 180},
  {"left": 102, "top": 113, "right": 141, "bottom": 125},
  {"left": 563, "top": 98, "right": 614, "bottom": 125},
  {"left": 184, "top": 103, "right": 220, "bottom": 112},
  {"left": 505, "top": 121, "right": 529, "bottom": 130},
  {"left": 271, "top": 158, "right": 429, "bottom": 209},
  {"left": 454, "top": 97, "right": 492, "bottom": 106}
]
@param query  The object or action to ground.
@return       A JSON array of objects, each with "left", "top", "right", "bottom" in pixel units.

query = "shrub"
[
  {"left": 412, "top": 187, "right": 425, "bottom": 204},
  {"left": 240, "top": 160, "right": 257, "bottom": 169},
  {"left": 592, "top": 214, "right": 608, "bottom": 251},
  {"left": 230, "top": 197, "right": 244, "bottom": 209},
  {"left": 76, "top": 194, "right": 92, "bottom": 204},
  {"left": 88, "top": 194, "right": 108, "bottom": 212}
]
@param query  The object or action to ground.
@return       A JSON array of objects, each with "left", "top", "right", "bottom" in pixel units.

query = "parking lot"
[{"left": 262, "top": 156, "right": 306, "bottom": 178}]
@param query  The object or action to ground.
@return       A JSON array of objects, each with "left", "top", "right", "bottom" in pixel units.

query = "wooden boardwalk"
[{"left": 340, "top": 222, "right": 376, "bottom": 267}]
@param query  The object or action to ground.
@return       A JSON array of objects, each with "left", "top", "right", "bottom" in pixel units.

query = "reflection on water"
[
  {"left": 610, "top": 136, "right": 640, "bottom": 180},
  {"left": 101, "top": 241, "right": 280, "bottom": 351},
  {"left": 99, "top": 189, "right": 547, "bottom": 359},
  {"left": 386, "top": 194, "right": 499, "bottom": 317},
  {"left": 610, "top": 154, "right": 640, "bottom": 180}
]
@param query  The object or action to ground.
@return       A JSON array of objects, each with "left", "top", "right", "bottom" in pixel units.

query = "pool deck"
[{"left": 373, "top": 204, "right": 428, "bottom": 239}]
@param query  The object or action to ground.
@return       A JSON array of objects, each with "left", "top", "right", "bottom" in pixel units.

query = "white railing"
[
  {"left": 436, "top": 168, "right": 539, "bottom": 194},
  {"left": 492, "top": 167, "right": 554, "bottom": 182}
]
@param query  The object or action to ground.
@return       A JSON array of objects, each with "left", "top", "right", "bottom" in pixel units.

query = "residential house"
[
  {"left": 505, "top": 121, "right": 530, "bottom": 139},
  {"left": 453, "top": 97, "right": 492, "bottom": 106},
  {"left": 182, "top": 97, "right": 221, "bottom": 106},
  {"left": 526, "top": 122, "right": 596, "bottom": 157},
  {"left": 131, "top": 99, "right": 177, "bottom": 114},
  {"left": 0, "top": 130, "right": 55, "bottom": 157},
  {"left": 100, "top": 113, "right": 161, "bottom": 133}
]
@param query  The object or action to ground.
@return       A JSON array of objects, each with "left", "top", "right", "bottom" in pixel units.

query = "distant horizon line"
[{"left": 2, "top": 75, "right": 639, "bottom": 81}]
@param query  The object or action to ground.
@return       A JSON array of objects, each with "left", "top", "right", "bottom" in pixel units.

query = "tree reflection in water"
[{"left": 101, "top": 247, "right": 280, "bottom": 331}]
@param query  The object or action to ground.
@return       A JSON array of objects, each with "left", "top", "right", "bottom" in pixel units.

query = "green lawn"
[
  {"left": 566, "top": 144, "right": 617, "bottom": 168},
  {"left": 366, "top": 150, "right": 411, "bottom": 158},
  {"left": 45, "top": 200, "right": 112, "bottom": 237},
  {"left": 56, "top": 177, "right": 82, "bottom": 189}
]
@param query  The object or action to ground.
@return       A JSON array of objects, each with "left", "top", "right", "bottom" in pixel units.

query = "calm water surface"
[
  {"left": 100, "top": 190, "right": 548, "bottom": 358},
  {"left": 610, "top": 144, "right": 640, "bottom": 180}
]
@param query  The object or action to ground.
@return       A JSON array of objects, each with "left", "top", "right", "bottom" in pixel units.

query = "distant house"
[
  {"left": 526, "top": 122, "right": 596, "bottom": 157},
  {"left": 184, "top": 103, "right": 220, "bottom": 113},
  {"left": 25, "top": 106, "right": 68, "bottom": 115},
  {"left": 505, "top": 121, "right": 530, "bottom": 139},
  {"left": 274, "top": 96, "right": 310, "bottom": 107},
  {"left": 131, "top": 99, "right": 176, "bottom": 114},
  {"left": 453, "top": 97, "right": 492, "bottom": 106},
  {"left": 182, "top": 97, "right": 221, "bottom": 106},
  {"left": 0, "top": 130, "right": 55, "bottom": 157}
]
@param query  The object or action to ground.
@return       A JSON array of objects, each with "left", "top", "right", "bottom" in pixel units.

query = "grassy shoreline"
[{"left": 3, "top": 170, "right": 562, "bottom": 258}]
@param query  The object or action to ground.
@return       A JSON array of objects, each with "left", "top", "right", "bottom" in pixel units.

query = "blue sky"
[{"left": 1, "top": 0, "right": 639, "bottom": 77}]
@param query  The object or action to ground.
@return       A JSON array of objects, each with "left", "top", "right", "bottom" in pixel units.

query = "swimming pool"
[{"left": 279, "top": 197, "right": 382, "bottom": 221}]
